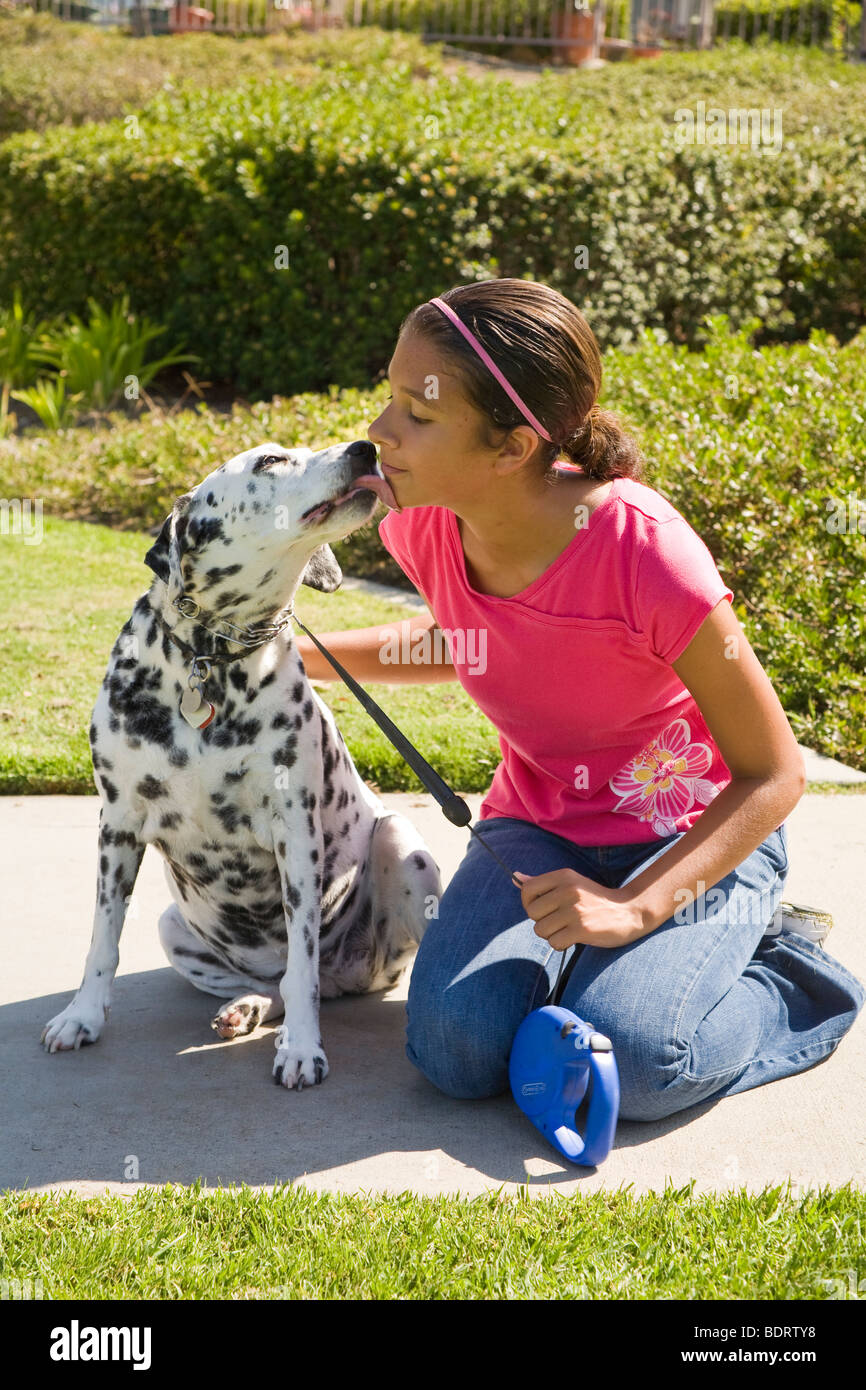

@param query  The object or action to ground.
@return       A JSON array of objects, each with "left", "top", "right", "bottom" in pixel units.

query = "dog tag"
[{"left": 180, "top": 685, "right": 216, "bottom": 729}]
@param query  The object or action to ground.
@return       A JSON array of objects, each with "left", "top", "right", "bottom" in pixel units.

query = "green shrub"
[
  {"left": 0, "top": 289, "right": 61, "bottom": 434},
  {"left": 24, "top": 294, "right": 195, "bottom": 418},
  {"left": 0, "top": 10, "right": 447, "bottom": 139},
  {"left": 11, "top": 373, "right": 84, "bottom": 429},
  {"left": 1, "top": 42, "right": 864, "bottom": 398}
]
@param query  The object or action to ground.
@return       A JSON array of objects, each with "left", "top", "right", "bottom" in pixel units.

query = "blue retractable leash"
[{"left": 293, "top": 611, "right": 620, "bottom": 1166}]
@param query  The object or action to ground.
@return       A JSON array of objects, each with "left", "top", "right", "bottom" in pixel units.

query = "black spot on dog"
[
  {"left": 187, "top": 515, "right": 226, "bottom": 550},
  {"left": 137, "top": 774, "right": 167, "bottom": 800},
  {"left": 271, "top": 736, "right": 298, "bottom": 771},
  {"left": 203, "top": 563, "right": 243, "bottom": 586},
  {"left": 100, "top": 776, "right": 119, "bottom": 803}
]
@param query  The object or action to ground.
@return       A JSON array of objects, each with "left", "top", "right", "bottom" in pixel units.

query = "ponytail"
[{"left": 557, "top": 403, "right": 645, "bottom": 483}]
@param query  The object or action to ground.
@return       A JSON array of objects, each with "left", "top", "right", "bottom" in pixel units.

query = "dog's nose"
[
  {"left": 346, "top": 440, "right": 377, "bottom": 461},
  {"left": 346, "top": 439, "right": 380, "bottom": 481}
]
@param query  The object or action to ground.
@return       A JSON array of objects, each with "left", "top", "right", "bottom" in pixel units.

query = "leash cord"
[{"left": 293, "top": 612, "right": 568, "bottom": 1008}]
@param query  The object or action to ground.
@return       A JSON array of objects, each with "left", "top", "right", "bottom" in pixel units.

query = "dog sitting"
[{"left": 41, "top": 440, "right": 441, "bottom": 1090}]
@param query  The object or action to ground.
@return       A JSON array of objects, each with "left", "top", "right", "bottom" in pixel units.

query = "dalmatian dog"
[{"left": 41, "top": 440, "right": 442, "bottom": 1090}]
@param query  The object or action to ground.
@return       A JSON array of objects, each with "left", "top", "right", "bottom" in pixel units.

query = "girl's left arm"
[{"left": 616, "top": 599, "right": 806, "bottom": 936}]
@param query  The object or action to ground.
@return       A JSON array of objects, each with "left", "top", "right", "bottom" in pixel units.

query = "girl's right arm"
[{"left": 294, "top": 611, "right": 458, "bottom": 685}]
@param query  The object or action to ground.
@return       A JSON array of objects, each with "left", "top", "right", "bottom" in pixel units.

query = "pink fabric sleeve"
[
  {"left": 635, "top": 517, "right": 734, "bottom": 664},
  {"left": 377, "top": 512, "right": 425, "bottom": 595}
]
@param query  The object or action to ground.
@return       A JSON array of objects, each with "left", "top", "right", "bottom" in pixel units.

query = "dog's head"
[{"left": 144, "top": 440, "right": 396, "bottom": 624}]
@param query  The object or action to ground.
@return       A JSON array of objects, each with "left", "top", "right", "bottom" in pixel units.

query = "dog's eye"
[{"left": 252, "top": 454, "right": 286, "bottom": 474}]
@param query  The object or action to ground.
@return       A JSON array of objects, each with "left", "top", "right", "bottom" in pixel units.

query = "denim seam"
[
  {"left": 669, "top": 929, "right": 734, "bottom": 1083},
  {"left": 681, "top": 1034, "right": 850, "bottom": 1084}
]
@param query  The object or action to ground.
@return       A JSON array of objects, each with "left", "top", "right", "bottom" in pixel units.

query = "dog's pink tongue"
[{"left": 355, "top": 473, "right": 402, "bottom": 512}]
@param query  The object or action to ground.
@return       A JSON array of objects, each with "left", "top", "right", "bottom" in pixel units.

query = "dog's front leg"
[
  {"left": 271, "top": 792, "right": 328, "bottom": 1091},
  {"left": 41, "top": 806, "right": 146, "bottom": 1052}
]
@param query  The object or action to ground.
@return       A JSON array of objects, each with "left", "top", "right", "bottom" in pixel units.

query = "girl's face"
[{"left": 367, "top": 328, "right": 517, "bottom": 511}]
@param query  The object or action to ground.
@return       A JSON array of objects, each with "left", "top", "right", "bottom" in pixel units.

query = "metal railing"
[{"left": 24, "top": 0, "right": 866, "bottom": 60}]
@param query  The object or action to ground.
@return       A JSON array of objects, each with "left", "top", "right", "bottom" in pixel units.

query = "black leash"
[{"left": 291, "top": 612, "right": 569, "bottom": 1008}]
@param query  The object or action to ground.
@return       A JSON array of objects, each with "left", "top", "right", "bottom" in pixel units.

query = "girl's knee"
[
  {"left": 405, "top": 1034, "right": 508, "bottom": 1100},
  {"left": 405, "top": 983, "right": 511, "bottom": 1100},
  {"left": 567, "top": 993, "right": 689, "bottom": 1121}
]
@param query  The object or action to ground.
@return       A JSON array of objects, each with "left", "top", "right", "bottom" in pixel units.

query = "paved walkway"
[{"left": 3, "top": 757, "right": 864, "bottom": 1201}]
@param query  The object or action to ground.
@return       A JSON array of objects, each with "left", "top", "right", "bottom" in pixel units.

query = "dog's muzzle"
[{"left": 300, "top": 470, "right": 400, "bottom": 524}]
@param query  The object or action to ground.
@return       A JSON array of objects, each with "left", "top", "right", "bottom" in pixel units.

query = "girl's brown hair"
[{"left": 401, "top": 278, "right": 645, "bottom": 484}]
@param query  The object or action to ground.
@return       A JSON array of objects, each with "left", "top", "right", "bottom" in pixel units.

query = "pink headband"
[{"left": 427, "top": 296, "right": 553, "bottom": 442}]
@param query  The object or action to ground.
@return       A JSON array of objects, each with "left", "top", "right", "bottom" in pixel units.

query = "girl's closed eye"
[{"left": 386, "top": 393, "right": 431, "bottom": 425}]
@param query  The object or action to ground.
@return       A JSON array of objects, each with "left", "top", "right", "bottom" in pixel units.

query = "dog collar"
[{"left": 159, "top": 594, "right": 296, "bottom": 730}]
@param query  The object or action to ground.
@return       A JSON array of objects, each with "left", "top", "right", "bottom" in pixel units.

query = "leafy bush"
[
  {"left": 1, "top": 316, "right": 864, "bottom": 770},
  {"left": 0, "top": 289, "right": 60, "bottom": 434},
  {"left": 11, "top": 373, "right": 84, "bottom": 430},
  {"left": 28, "top": 295, "right": 194, "bottom": 416},
  {"left": 1, "top": 42, "right": 863, "bottom": 399},
  {"left": 3, "top": 294, "right": 195, "bottom": 428},
  {"left": 0, "top": 10, "right": 447, "bottom": 139}
]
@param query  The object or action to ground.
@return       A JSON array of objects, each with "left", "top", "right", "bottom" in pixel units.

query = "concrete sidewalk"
[{"left": 2, "top": 756, "right": 865, "bottom": 1202}]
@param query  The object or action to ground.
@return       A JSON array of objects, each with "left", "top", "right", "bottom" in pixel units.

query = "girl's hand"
[{"left": 512, "top": 868, "right": 646, "bottom": 950}]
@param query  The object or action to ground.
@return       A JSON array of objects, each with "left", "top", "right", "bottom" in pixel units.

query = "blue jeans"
[{"left": 405, "top": 817, "right": 866, "bottom": 1122}]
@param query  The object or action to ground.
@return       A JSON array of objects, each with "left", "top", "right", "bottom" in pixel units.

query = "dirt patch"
[{"left": 436, "top": 44, "right": 570, "bottom": 84}]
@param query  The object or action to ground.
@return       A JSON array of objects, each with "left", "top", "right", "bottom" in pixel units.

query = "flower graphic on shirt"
[{"left": 609, "top": 716, "right": 721, "bottom": 837}]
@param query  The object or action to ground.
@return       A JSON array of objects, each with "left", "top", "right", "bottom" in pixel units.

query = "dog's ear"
[
  {"left": 300, "top": 544, "right": 342, "bottom": 592},
  {"left": 143, "top": 493, "right": 195, "bottom": 605},
  {"left": 144, "top": 514, "right": 172, "bottom": 585}
]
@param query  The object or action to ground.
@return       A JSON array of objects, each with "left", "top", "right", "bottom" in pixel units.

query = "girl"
[{"left": 296, "top": 278, "right": 864, "bottom": 1123}]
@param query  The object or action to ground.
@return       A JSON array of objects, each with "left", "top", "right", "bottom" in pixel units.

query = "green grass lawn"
[
  {"left": 1, "top": 1178, "right": 862, "bottom": 1299},
  {"left": 0, "top": 513, "right": 501, "bottom": 796}
]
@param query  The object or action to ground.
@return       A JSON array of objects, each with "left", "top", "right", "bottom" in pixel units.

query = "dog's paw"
[
  {"left": 272, "top": 1025, "right": 328, "bottom": 1090},
  {"left": 41, "top": 999, "right": 108, "bottom": 1053},
  {"left": 211, "top": 993, "right": 278, "bottom": 1040}
]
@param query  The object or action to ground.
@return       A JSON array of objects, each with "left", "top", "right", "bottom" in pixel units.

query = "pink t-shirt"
[{"left": 377, "top": 474, "right": 735, "bottom": 847}]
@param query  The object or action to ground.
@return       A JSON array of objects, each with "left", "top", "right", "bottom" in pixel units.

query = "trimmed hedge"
[
  {"left": 1, "top": 317, "right": 864, "bottom": 771},
  {"left": 0, "top": 12, "right": 447, "bottom": 140},
  {"left": 1, "top": 41, "right": 865, "bottom": 398}
]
